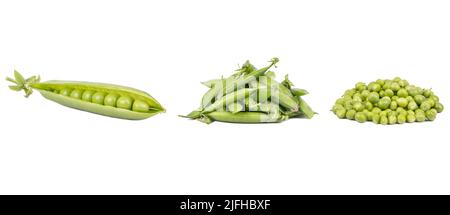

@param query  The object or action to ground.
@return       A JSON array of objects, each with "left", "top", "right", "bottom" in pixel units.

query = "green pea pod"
[
  {"left": 204, "top": 111, "right": 288, "bottom": 123},
  {"left": 291, "top": 88, "right": 309, "bottom": 97},
  {"left": 203, "top": 88, "right": 257, "bottom": 113},
  {"left": 7, "top": 71, "right": 165, "bottom": 120},
  {"left": 297, "top": 97, "right": 316, "bottom": 119}
]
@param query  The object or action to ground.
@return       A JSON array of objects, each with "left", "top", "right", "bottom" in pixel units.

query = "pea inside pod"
[{"left": 7, "top": 70, "right": 165, "bottom": 120}]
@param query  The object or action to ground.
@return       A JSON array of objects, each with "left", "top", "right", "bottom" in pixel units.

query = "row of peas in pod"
[
  {"left": 332, "top": 77, "right": 444, "bottom": 125},
  {"left": 55, "top": 88, "right": 150, "bottom": 112}
]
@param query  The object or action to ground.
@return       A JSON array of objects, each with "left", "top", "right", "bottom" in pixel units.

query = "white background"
[{"left": 0, "top": 0, "right": 449, "bottom": 194}]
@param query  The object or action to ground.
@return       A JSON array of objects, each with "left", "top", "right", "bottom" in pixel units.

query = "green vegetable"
[
  {"left": 183, "top": 58, "right": 315, "bottom": 124},
  {"left": 355, "top": 112, "right": 367, "bottom": 123},
  {"left": 7, "top": 70, "right": 165, "bottom": 120},
  {"left": 332, "top": 77, "right": 443, "bottom": 125}
]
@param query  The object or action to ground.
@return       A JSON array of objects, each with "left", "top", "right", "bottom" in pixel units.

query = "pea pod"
[
  {"left": 203, "top": 111, "right": 288, "bottom": 124},
  {"left": 203, "top": 88, "right": 257, "bottom": 113},
  {"left": 7, "top": 71, "right": 165, "bottom": 120}
]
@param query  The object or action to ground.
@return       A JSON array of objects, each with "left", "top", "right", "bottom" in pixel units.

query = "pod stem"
[{"left": 6, "top": 70, "right": 41, "bottom": 97}]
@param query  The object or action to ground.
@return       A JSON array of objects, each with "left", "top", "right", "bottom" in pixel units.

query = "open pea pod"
[{"left": 7, "top": 71, "right": 165, "bottom": 120}]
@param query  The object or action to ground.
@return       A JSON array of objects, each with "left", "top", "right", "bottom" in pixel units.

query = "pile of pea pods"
[
  {"left": 332, "top": 77, "right": 444, "bottom": 125},
  {"left": 182, "top": 58, "right": 316, "bottom": 124}
]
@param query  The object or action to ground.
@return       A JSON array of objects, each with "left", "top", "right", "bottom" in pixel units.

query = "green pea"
[
  {"left": 380, "top": 116, "right": 389, "bottom": 125},
  {"left": 385, "top": 89, "right": 394, "bottom": 97},
  {"left": 361, "top": 90, "right": 370, "bottom": 100},
  {"left": 420, "top": 101, "right": 432, "bottom": 111},
  {"left": 355, "top": 112, "right": 367, "bottom": 123},
  {"left": 372, "top": 107, "right": 382, "bottom": 114},
  {"left": 132, "top": 100, "right": 150, "bottom": 113},
  {"left": 393, "top": 77, "right": 402, "bottom": 82},
  {"left": 425, "top": 98, "right": 435, "bottom": 107},
  {"left": 388, "top": 110, "right": 397, "bottom": 117},
  {"left": 392, "top": 96, "right": 399, "bottom": 101},
  {"left": 431, "top": 95, "right": 439, "bottom": 103},
  {"left": 92, "top": 92, "right": 106, "bottom": 105},
  {"left": 379, "top": 90, "right": 385, "bottom": 98},
  {"left": 425, "top": 109, "right": 437, "bottom": 121},
  {"left": 390, "top": 82, "right": 400, "bottom": 92},
  {"left": 396, "top": 98, "right": 408, "bottom": 108},
  {"left": 345, "top": 89, "right": 356, "bottom": 97},
  {"left": 383, "top": 80, "right": 392, "bottom": 90},
  {"left": 407, "top": 86, "right": 420, "bottom": 97},
  {"left": 104, "top": 94, "right": 118, "bottom": 107},
  {"left": 335, "top": 109, "right": 347, "bottom": 119},
  {"left": 414, "top": 95, "right": 426, "bottom": 105},
  {"left": 407, "top": 114, "right": 416, "bottom": 123},
  {"left": 344, "top": 100, "right": 353, "bottom": 110},
  {"left": 379, "top": 110, "right": 388, "bottom": 117},
  {"left": 407, "top": 110, "right": 415, "bottom": 115},
  {"left": 335, "top": 98, "right": 345, "bottom": 105},
  {"left": 364, "top": 101, "right": 373, "bottom": 111},
  {"left": 82, "top": 90, "right": 94, "bottom": 102},
  {"left": 343, "top": 95, "right": 352, "bottom": 101},
  {"left": 398, "top": 80, "right": 409, "bottom": 88},
  {"left": 332, "top": 104, "right": 345, "bottom": 113},
  {"left": 117, "top": 96, "right": 133, "bottom": 110},
  {"left": 368, "top": 83, "right": 381, "bottom": 92},
  {"left": 366, "top": 111, "right": 374, "bottom": 121},
  {"left": 406, "top": 96, "right": 414, "bottom": 103},
  {"left": 346, "top": 109, "right": 356, "bottom": 120},
  {"left": 376, "top": 79, "right": 385, "bottom": 86},
  {"left": 407, "top": 101, "right": 418, "bottom": 111},
  {"left": 353, "top": 101, "right": 364, "bottom": 112},
  {"left": 60, "top": 88, "right": 72, "bottom": 96},
  {"left": 397, "top": 89, "right": 408, "bottom": 98},
  {"left": 396, "top": 107, "right": 406, "bottom": 115},
  {"left": 397, "top": 114, "right": 406, "bottom": 124},
  {"left": 352, "top": 95, "right": 363, "bottom": 103},
  {"left": 378, "top": 97, "right": 391, "bottom": 110},
  {"left": 355, "top": 82, "right": 366, "bottom": 91},
  {"left": 372, "top": 114, "right": 380, "bottom": 124},
  {"left": 415, "top": 109, "right": 425, "bottom": 115},
  {"left": 423, "top": 89, "right": 432, "bottom": 98},
  {"left": 388, "top": 115, "right": 397, "bottom": 125},
  {"left": 435, "top": 102, "right": 444, "bottom": 113},
  {"left": 70, "top": 89, "right": 83, "bottom": 99},
  {"left": 368, "top": 92, "right": 380, "bottom": 104},
  {"left": 390, "top": 101, "right": 398, "bottom": 110},
  {"left": 415, "top": 112, "right": 426, "bottom": 122}
]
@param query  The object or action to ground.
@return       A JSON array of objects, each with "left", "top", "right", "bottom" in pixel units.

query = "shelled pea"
[
  {"left": 332, "top": 77, "right": 444, "bottom": 125},
  {"left": 182, "top": 58, "right": 316, "bottom": 124}
]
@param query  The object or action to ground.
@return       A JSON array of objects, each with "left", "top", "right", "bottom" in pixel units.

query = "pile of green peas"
[
  {"left": 332, "top": 77, "right": 444, "bottom": 125},
  {"left": 56, "top": 88, "right": 150, "bottom": 113}
]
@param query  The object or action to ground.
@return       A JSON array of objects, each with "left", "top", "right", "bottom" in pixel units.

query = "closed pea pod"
[
  {"left": 7, "top": 71, "right": 165, "bottom": 120},
  {"left": 204, "top": 111, "right": 288, "bottom": 124}
]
